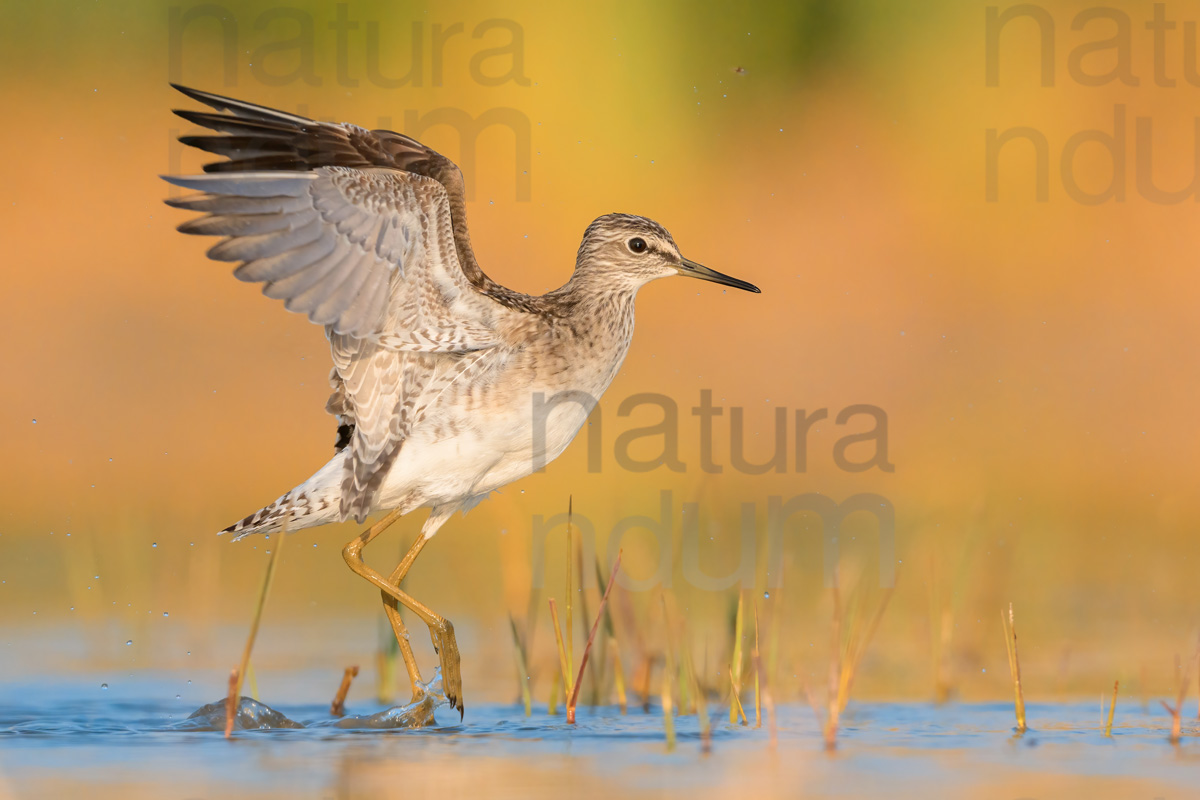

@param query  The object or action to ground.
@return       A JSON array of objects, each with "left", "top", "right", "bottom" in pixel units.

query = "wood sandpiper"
[{"left": 163, "top": 84, "right": 760, "bottom": 718}]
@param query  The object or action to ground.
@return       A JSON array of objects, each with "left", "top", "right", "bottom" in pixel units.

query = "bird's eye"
[{"left": 628, "top": 237, "right": 647, "bottom": 253}]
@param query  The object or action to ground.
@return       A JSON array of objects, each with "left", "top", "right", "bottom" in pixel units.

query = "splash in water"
[{"left": 174, "top": 668, "right": 449, "bottom": 732}]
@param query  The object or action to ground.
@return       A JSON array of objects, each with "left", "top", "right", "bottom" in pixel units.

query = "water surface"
[{"left": 1, "top": 675, "right": 1196, "bottom": 799}]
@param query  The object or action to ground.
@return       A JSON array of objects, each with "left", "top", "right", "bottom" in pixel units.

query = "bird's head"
[{"left": 575, "top": 214, "right": 760, "bottom": 294}]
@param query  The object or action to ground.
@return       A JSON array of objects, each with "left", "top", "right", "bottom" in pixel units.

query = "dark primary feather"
[{"left": 169, "top": 84, "right": 502, "bottom": 293}]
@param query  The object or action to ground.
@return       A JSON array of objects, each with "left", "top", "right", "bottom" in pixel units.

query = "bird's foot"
[{"left": 429, "top": 618, "right": 463, "bottom": 719}]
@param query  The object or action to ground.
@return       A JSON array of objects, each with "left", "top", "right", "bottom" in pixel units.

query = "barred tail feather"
[{"left": 220, "top": 453, "right": 347, "bottom": 539}]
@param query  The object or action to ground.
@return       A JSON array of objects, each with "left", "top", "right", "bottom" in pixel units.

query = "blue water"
[{"left": 1, "top": 675, "right": 1197, "bottom": 799}]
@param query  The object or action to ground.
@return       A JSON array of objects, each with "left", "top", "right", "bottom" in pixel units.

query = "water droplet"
[
  {"left": 125, "top": 640, "right": 132, "bottom": 646},
  {"left": 100, "top": 683, "right": 108, "bottom": 690},
  {"left": 163, "top": 612, "right": 169, "bottom": 617},
  {"left": 175, "top": 694, "right": 181, "bottom": 700},
  {"left": 187, "top": 680, "right": 192, "bottom": 685},
  {"left": 151, "top": 542, "right": 157, "bottom": 548},
  {"left": 763, "top": 592, "right": 770, "bottom": 599},
  {"left": 31, "top": 419, "right": 37, "bottom": 424}
]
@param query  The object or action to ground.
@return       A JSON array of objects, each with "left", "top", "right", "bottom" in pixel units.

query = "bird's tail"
[{"left": 220, "top": 454, "right": 345, "bottom": 540}]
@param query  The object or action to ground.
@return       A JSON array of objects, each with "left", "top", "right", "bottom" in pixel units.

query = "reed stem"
[
  {"left": 661, "top": 600, "right": 676, "bottom": 753},
  {"left": 508, "top": 615, "right": 533, "bottom": 717},
  {"left": 729, "top": 591, "right": 745, "bottom": 724},
  {"left": 235, "top": 514, "right": 289, "bottom": 699},
  {"left": 1104, "top": 679, "right": 1118, "bottom": 736},
  {"left": 567, "top": 550, "right": 622, "bottom": 723},
  {"left": 1001, "top": 602, "right": 1027, "bottom": 733},
  {"left": 223, "top": 668, "right": 238, "bottom": 738},
  {"left": 611, "top": 635, "right": 628, "bottom": 714},
  {"left": 565, "top": 498, "right": 574, "bottom": 689},
  {"left": 548, "top": 598, "right": 572, "bottom": 696},
  {"left": 329, "top": 666, "right": 359, "bottom": 717},
  {"left": 753, "top": 600, "right": 762, "bottom": 729}
]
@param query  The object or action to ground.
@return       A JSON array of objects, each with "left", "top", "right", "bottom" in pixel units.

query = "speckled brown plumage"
[
  {"left": 165, "top": 85, "right": 758, "bottom": 539},
  {"left": 163, "top": 85, "right": 759, "bottom": 718}
]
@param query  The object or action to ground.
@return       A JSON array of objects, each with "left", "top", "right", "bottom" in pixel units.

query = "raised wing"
[
  {"left": 164, "top": 169, "right": 498, "bottom": 339},
  {"left": 168, "top": 84, "right": 498, "bottom": 294},
  {"left": 164, "top": 87, "right": 515, "bottom": 521}
]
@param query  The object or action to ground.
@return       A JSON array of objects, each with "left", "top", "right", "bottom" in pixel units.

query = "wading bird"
[{"left": 163, "top": 85, "right": 759, "bottom": 718}]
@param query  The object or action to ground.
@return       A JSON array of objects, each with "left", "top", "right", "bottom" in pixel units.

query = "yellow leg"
[
  {"left": 381, "top": 560, "right": 424, "bottom": 702},
  {"left": 344, "top": 510, "right": 422, "bottom": 699},
  {"left": 343, "top": 507, "right": 463, "bottom": 717}
]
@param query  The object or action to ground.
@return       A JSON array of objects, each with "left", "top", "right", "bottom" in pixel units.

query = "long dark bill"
[{"left": 677, "top": 257, "right": 760, "bottom": 293}]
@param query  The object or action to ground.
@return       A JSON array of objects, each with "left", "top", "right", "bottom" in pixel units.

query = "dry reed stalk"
[
  {"left": 835, "top": 587, "right": 894, "bottom": 713},
  {"left": 801, "top": 676, "right": 836, "bottom": 751},
  {"left": 799, "top": 583, "right": 895, "bottom": 751},
  {"left": 729, "top": 662, "right": 748, "bottom": 725},
  {"left": 523, "top": 584, "right": 541, "bottom": 674},
  {"left": 1104, "top": 680, "right": 1118, "bottom": 736},
  {"left": 610, "top": 635, "right": 628, "bottom": 713},
  {"left": 508, "top": 615, "right": 532, "bottom": 717},
  {"left": 576, "top": 546, "right": 599, "bottom": 706},
  {"left": 729, "top": 591, "right": 745, "bottom": 724},
  {"left": 752, "top": 600, "right": 777, "bottom": 748},
  {"left": 662, "top": 669, "right": 676, "bottom": 752},
  {"left": 638, "top": 656, "right": 655, "bottom": 713},
  {"left": 234, "top": 512, "right": 289, "bottom": 699},
  {"left": 1161, "top": 701, "right": 1182, "bottom": 743},
  {"left": 610, "top": 573, "right": 651, "bottom": 711},
  {"left": 678, "top": 626, "right": 711, "bottom": 753},
  {"left": 676, "top": 648, "right": 693, "bottom": 714},
  {"left": 246, "top": 662, "right": 260, "bottom": 702},
  {"left": 548, "top": 670, "right": 560, "bottom": 715},
  {"left": 548, "top": 598, "right": 573, "bottom": 695},
  {"left": 565, "top": 498, "right": 574, "bottom": 685},
  {"left": 566, "top": 550, "right": 622, "bottom": 723},
  {"left": 826, "top": 584, "right": 843, "bottom": 739},
  {"left": 329, "top": 666, "right": 359, "bottom": 717},
  {"left": 660, "top": 596, "right": 677, "bottom": 752},
  {"left": 1001, "top": 602, "right": 1027, "bottom": 733},
  {"left": 753, "top": 600, "right": 762, "bottom": 729},
  {"left": 223, "top": 668, "right": 238, "bottom": 738},
  {"left": 753, "top": 645, "right": 777, "bottom": 750},
  {"left": 1161, "top": 652, "right": 1192, "bottom": 744}
]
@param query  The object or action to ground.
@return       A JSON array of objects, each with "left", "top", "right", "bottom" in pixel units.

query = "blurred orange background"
[{"left": 1, "top": 0, "right": 1198, "bottom": 703}]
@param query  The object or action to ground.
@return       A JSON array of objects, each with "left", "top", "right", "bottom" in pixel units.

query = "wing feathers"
[
  {"left": 178, "top": 208, "right": 318, "bottom": 237},
  {"left": 206, "top": 221, "right": 324, "bottom": 262},
  {"left": 237, "top": 234, "right": 338, "bottom": 284},
  {"left": 263, "top": 238, "right": 354, "bottom": 301},
  {"left": 163, "top": 172, "right": 313, "bottom": 197},
  {"left": 165, "top": 86, "right": 517, "bottom": 522},
  {"left": 171, "top": 83, "right": 317, "bottom": 125},
  {"left": 165, "top": 192, "right": 311, "bottom": 215}
]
